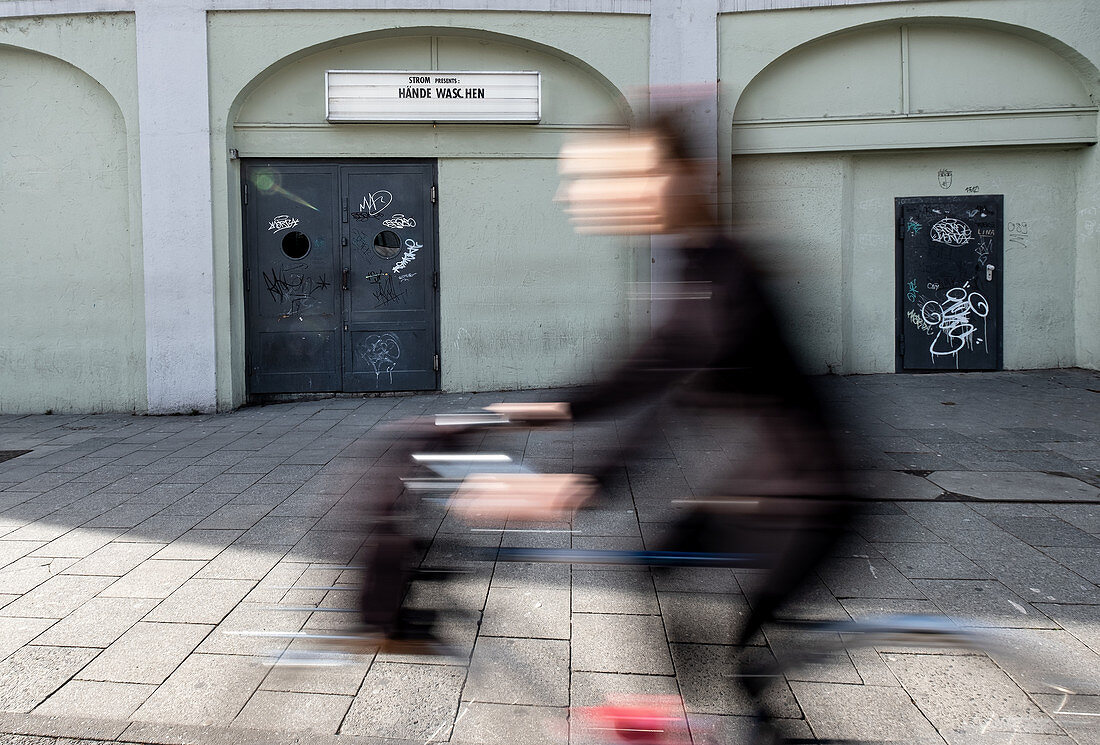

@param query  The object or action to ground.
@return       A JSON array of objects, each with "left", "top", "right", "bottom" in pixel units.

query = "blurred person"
[
  {"left": 454, "top": 110, "right": 855, "bottom": 744},
  {"left": 352, "top": 418, "right": 455, "bottom": 653}
]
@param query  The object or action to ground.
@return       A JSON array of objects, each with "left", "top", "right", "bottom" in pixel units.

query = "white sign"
[{"left": 326, "top": 70, "right": 541, "bottom": 123}]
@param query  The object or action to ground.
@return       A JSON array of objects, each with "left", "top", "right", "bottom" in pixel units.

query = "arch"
[
  {"left": 0, "top": 43, "right": 141, "bottom": 412},
  {"left": 0, "top": 41, "right": 129, "bottom": 126},
  {"left": 735, "top": 18, "right": 1097, "bottom": 124},
  {"left": 228, "top": 26, "right": 632, "bottom": 129},
  {"left": 730, "top": 18, "right": 1099, "bottom": 155}
]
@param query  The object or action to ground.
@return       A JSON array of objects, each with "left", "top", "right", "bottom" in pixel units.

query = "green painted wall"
[
  {"left": 438, "top": 158, "right": 635, "bottom": 390},
  {"left": 720, "top": 0, "right": 1100, "bottom": 372},
  {"left": 0, "top": 14, "right": 143, "bottom": 413},
  {"left": 1078, "top": 146, "right": 1100, "bottom": 368},
  {"left": 207, "top": 11, "right": 649, "bottom": 406},
  {"left": 734, "top": 22, "right": 1093, "bottom": 122},
  {"left": 730, "top": 155, "right": 847, "bottom": 373},
  {"left": 852, "top": 148, "right": 1080, "bottom": 372},
  {"left": 1, "top": 3, "right": 1095, "bottom": 415}
]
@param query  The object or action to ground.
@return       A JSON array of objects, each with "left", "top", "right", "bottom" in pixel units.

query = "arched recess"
[
  {"left": 732, "top": 20, "right": 1098, "bottom": 154},
  {"left": 726, "top": 18, "right": 1100, "bottom": 375},
  {"left": 229, "top": 26, "right": 631, "bottom": 146},
  {"left": 221, "top": 27, "right": 638, "bottom": 398},
  {"left": 0, "top": 44, "right": 142, "bottom": 413}
]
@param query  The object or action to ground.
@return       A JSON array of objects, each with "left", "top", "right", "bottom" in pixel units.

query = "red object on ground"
[{"left": 582, "top": 697, "right": 690, "bottom": 745}]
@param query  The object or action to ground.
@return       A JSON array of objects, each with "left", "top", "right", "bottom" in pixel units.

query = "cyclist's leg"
[
  {"left": 356, "top": 420, "right": 461, "bottom": 637},
  {"left": 734, "top": 499, "right": 854, "bottom": 649}
]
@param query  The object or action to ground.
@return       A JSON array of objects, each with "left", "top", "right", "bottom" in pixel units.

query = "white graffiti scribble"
[
  {"left": 975, "top": 237, "right": 992, "bottom": 263},
  {"left": 1080, "top": 206, "right": 1097, "bottom": 237},
  {"left": 358, "top": 191, "right": 393, "bottom": 217},
  {"left": 921, "top": 282, "right": 989, "bottom": 366},
  {"left": 361, "top": 333, "right": 401, "bottom": 383},
  {"left": 398, "top": 272, "right": 417, "bottom": 282},
  {"left": 268, "top": 215, "right": 300, "bottom": 233},
  {"left": 907, "top": 309, "right": 934, "bottom": 334},
  {"left": 393, "top": 238, "right": 422, "bottom": 273},
  {"left": 930, "top": 218, "right": 973, "bottom": 246},
  {"left": 382, "top": 214, "right": 417, "bottom": 229}
]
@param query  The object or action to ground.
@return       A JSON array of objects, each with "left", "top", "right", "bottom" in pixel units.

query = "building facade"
[{"left": 1, "top": 0, "right": 1097, "bottom": 413}]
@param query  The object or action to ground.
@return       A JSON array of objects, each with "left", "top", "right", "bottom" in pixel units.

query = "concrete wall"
[
  {"left": 0, "top": 1, "right": 1097, "bottom": 414},
  {"left": 0, "top": 14, "right": 143, "bottom": 413},
  {"left": 438, "top": 158, "right": 636, "bottom": 390},
  {"left": 729, "top": 155, "right": 848, "bottom": 373},
  {"left": 209, "top": 11, "right": 649, "bottom": 407},
  {"left": 720, "top": 0, "right": 1100, "bottom": 374},
  {"left": 850, "top": 148, "right": 1080, "bottom": 372},
  {"left": 1078, "top": 146, "right": 1100, "bottom": 368}
]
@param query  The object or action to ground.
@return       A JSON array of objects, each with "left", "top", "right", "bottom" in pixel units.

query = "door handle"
[
  {"left": 986, "top": 264, "right": 995, "bottom": 281},
  {"left": 342, "top": 267, "right": 350, "bottom": 290}
]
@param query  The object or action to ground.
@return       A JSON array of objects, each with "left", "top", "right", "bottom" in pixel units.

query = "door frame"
[
  {"left": 241, "top": 157, "right": 441, "bottom": 397},
  {"left": 894, "top": 194, "right": 1004, "bottom": 373}
]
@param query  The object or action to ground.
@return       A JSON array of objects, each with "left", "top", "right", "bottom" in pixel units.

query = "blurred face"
[{"left": 556, "top": 131, "right": 687, "bottom": 235}]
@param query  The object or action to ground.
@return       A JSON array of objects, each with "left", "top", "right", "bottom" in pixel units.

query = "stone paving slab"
[
  {"left": 928, "top": 471, "right": 1099, "bottom": 502},
  {"left": 0, "top": 370, "right": 1097, "bottom": 744},
  {"left": 0, "top": 646, "right": 101, "bottom": 713},
  {"left": 671, "top": 643, "right": 800, "bottom": 717},
  {"left": 479, "top": 586, "right": 571, "bottom": 639},
  {"left": 341, "top": 662, "right": 465, "bottom": 740},
  {"left": 33, "top": 681, "right": 157, "bottom": 721},
  {"left": 33, "top": 597, "right": 158, "bottom": 648},
  {"left": 129, "top": 654, "right": 268, "bottom": 727},
  {"left": 465, "top": 636, "right": 570, "bottom": 706},
  {"left": 76, "top": 622, "right": 212, "bottom": 685},
  {"left": 789, "top": 681, "right": 947, "bottom": 744},
  {"left": 883, "top": 653, "right": 1064, "bottom": 744},
  {"left": 231, "top": 690, "right": 353, "bottom": 734}
]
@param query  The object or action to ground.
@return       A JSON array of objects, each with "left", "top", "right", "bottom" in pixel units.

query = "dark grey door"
[
  {"left": 344, "top": 164, "right": 438, "bottom": 391},
  {"left": 243, "top": 163, "right": 341, "bottom": 393},
  {"left": 896, "top": 195, "right": 1003, "bottom": 371},
  {"left": 243, "top": 160, "right": 438, "bottom": 394}
]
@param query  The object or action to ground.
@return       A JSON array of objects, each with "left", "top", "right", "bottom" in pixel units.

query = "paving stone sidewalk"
[{"left": 0, "top": 370, "right": 1097, "bottom": 745}]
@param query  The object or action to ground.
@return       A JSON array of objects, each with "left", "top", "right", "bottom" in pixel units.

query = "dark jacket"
[{"left": 569, "top": 232, "right": 847, "bottom": 498}]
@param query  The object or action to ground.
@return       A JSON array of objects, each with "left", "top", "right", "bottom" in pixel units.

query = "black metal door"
[
  {"left": 243, "top": 160, "right": 439, "bottom": 394},
  {"left": 896, "top": 195, "right": 1003, "bottom": 371},
  {"left": 343, "top": 163, "right": 438, "bottom": 392},
  {"left": 244, "top": 163, "right": 341, "bottom": 393}
]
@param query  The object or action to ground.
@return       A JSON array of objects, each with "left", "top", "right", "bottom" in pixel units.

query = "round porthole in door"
[
  {"left": 374, "top": 230, "right": 402, "bottom": 259},
  {"left": 281, "top": 231, "right": 311, "bottom": 259}
]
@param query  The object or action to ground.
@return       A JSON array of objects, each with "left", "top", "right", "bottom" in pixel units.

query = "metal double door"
[
  {"left": 243, "top": 160, "right": 438, "bottom": 394},
  {"left": 895, "top": 195, "right": 1003, "bottom": 371}
]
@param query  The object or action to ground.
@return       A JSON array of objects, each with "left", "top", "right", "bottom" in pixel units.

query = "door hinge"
[
  {"left": 430, "top": 185, "right": 437, "bottom": 204},
  {"left": 899, "top": 333, "right": 905, "bottom": 356},
  {"left": 244, "top": 270, "right": 250, "bottom": 293},
  {"left": 344, "top": 324, "right": 349, "bottom": 332},
  {"left": 432, "top": 271, "right": 439, "bottom": 290},
  {"left": 341, "top": 236, "right": 348, "bottom": 247},
  {"left": 433, "top": 354, "right": 440, "bottom": 372},
  {"left": 242, "top": 183, "right": 248, "bottom": 205},
  {"left": 342, "top": 199, "right": 348, "bottom": 224}
]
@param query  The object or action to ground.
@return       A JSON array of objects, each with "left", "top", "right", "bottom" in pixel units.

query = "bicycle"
[{"left": 237, "top": 409, "right": 1083, "bottom": 745}]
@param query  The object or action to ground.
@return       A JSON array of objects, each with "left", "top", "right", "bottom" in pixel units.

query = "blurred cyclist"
[{"left": 455, "top": 109, "right": 855, "bottom": 744}]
